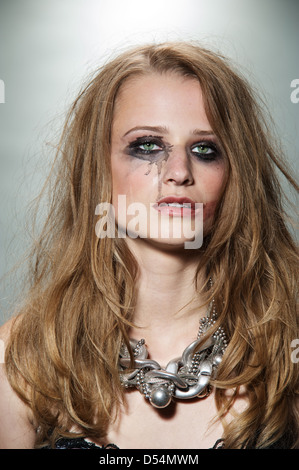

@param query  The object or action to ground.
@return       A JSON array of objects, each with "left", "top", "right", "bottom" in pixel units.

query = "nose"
[{"left": 162, "top": 148, "right": 194, "bottom": 186}]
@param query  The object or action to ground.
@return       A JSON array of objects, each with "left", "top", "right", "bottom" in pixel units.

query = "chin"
[{"left": 132, "top": 235, "right": 203, "bottom": 252}]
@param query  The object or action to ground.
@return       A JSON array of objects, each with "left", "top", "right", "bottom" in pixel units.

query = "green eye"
[
  {"left": 127, "top": 136, "right": 166, "bottom": 160},
  {"left": 191, "top": 142, "right": 219, "bottom": 162},
  {"left": 194, "top": 144, "right": 212, "bottom": 154},
  {"left": 142, "top": 142, "right": 157, "bottom": 152}
]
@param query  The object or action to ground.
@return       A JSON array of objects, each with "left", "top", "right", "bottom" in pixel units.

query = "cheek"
[
  {"left": 201, "top": 165, "right": 226, "bottom": 221},
  {"left": 111, "top": 161, "right": 152, "bottom": 202},
  {"left": 202, "top": 164, "right": 226, "bottom": 198},
  {"left": 111, "top": 158, "right": 131, "bottom": 199}
]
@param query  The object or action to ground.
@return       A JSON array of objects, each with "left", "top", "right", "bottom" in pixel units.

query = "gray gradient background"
[{"left": 0, "top": 0, "right": 298, "bottom": 325}]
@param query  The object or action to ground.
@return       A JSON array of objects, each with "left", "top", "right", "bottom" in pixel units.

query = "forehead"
[
  {"left": 115, "top": 72, "right": 202, "bottom": 105},
  {"left": 112, "top": 73, "right": 209, "bottom": 134}
]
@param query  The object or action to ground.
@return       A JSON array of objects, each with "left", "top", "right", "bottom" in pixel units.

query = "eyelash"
[
  {"left": 127, "top": 136, "right": 220, "bottom": 162},
  {"left": 190, "top": 142, "right": 220, "bottom": 161},
  {"left": 128, "top": 136, "right": 167, "bottom": 157}
]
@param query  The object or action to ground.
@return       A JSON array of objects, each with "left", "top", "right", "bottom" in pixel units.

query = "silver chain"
[{"left": 119, "top": 300, "right": 228, "bottom": 408}]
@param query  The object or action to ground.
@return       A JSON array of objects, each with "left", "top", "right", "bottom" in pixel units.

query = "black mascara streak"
[{"left": 144, "top": 145, "right": 173, "bottom": 200}]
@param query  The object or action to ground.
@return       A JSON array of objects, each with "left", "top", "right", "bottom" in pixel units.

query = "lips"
[{"left": 153, "top": 196, "right": 198, "bottom": 216}]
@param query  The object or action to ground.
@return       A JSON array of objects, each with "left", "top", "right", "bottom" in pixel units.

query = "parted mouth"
[
  {"left": 155, "top": 196, "right": 196, "bottom": 209},
  {"left": 152, "top": 196, "right": 201, "bottom": 217}
]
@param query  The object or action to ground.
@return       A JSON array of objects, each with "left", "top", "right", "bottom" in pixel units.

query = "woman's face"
[{"left": 110, "top": 72, "right": 226, "bottom": 250}]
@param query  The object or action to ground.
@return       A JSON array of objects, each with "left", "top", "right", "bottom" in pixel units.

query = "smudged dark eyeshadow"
[
  {"left": 188, "top": 141, "right": 222, "bottom": 162},
  {"left": 124, "top": 135, "right": 173, "bottom": 161},
  {"left": 124, "top": 135, "right": 222, "bottom": 163}
]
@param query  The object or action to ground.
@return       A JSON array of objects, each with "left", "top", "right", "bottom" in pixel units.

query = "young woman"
[{"left": 0, "top": 42, "right": 298, "bottom": 449}]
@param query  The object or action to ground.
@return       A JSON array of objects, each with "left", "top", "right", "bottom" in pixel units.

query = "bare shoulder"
[{"left": 0, "top": 318, "right": 37, "bottom": 449}]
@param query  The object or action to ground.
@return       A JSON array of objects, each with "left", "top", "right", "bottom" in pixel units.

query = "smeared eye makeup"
[
  {"left": 189, "top": 141, "right": 221, "bottom": 162},
  {"left": 125, "top": 135, "right": 173, "bottom": 162},
  {"left": 124, "top": 135, "right": 173, "bottom": 199},
  {"left": 124, "top": 135, "right": 221, "bottom": 164}
]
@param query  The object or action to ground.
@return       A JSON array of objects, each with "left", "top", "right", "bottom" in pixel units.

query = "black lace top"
[
  {"left": 42, "top": 432, "right": 295, "bottom": 449},
  {"left": 43, "top": 437, "right": 225, "bottom": 449}
]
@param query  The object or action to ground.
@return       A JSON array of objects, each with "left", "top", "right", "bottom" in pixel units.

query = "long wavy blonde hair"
[{"left": 5, "top": 42, "right": 299, "bottom": 448}]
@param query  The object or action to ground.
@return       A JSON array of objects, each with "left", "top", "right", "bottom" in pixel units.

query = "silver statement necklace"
[{"left": 119, "top": 299, "right": 228, "bottom": 409}]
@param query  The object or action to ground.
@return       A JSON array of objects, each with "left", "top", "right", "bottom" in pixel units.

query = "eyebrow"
[
  {"left": 123, "top": 126, "right": 216, "bottom": 138},
  {"left": 192, "top": 129, "right": 216, "bottom": 137},
  {"left": 123, "top": 125, "right": 169, "bottom": 137}
]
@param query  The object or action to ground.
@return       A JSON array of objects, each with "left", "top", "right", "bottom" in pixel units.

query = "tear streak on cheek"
[{"left": 144, "top": 157, "right": 168, "bottom": 201}]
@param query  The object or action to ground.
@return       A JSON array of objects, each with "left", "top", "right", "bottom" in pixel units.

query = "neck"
[{"left": 126, "top": 239, "right": 208, "bottom": 364}]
